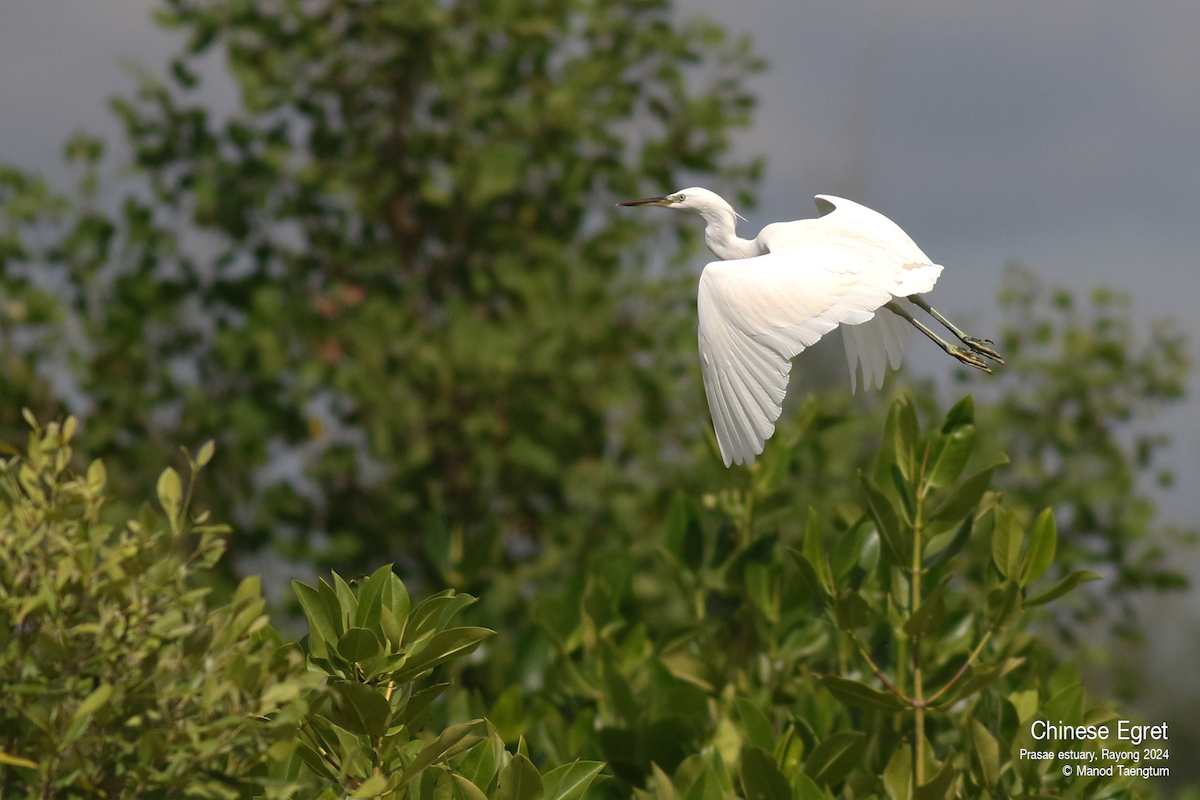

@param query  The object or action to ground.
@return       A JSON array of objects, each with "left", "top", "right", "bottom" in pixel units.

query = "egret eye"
[{"left": 674, "top": 194, "right": 685, "bottom": 203}]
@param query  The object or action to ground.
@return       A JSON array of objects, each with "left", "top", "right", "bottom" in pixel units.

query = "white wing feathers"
[
  {"left": 697, "top": 196, "right": 943, "bottom": 467},
  {"left": 842, "top": 302, "right": 915, "bottom": 393}
]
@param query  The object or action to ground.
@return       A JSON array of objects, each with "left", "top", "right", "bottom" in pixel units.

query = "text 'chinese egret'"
[{"left": 619, "top": 188, "right": 1002, "bottom": 467}]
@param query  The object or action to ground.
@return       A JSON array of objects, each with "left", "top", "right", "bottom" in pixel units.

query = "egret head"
[{"left": 617, "top": 187, "right": 732, "bottom": 216}]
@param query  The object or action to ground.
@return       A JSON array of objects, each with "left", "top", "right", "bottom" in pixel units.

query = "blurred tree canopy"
[{"left": 1, "top": 0, "right": 763, "bottom": 597}]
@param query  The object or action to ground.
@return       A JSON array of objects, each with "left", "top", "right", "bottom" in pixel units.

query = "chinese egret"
[{"left": 619, "top": 187, "right": 1002, "bottom": 467}]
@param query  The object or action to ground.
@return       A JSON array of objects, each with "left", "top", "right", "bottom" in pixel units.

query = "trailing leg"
[
  {"left": 906, "top": 295, "right": 1005, "bottom": 365},
  {"left": 884, "top": 302, "right": 991, "bottom": 373}
]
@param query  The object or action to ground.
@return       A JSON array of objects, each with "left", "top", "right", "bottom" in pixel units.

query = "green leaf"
[
  {"left": 395, "top": 683, "right": 450, "bottom": 730},
  {"left": 744, "top": 562, "right": 780, "bottom": 623},
  {"left": 859, "top": 473, "right": 908, "bottom": 567},
  {"left": 735, "top": 698, "right": 775, "bottom": 751},
  {"left": 903, "top": 580, "right": 947, "bottom": 636},
  {"left": 820, "top": 675, "right": 907, "bottom": 712},
  {"left": 891, "top": 464, "right": 915, "bottom": 522},
  {"left": 833, "top": 588, "right": 871, "bottom": 630},
  {"left": 939, "top": 658, "right": 1025, "bottom": 707},
  {"left": 354, "top": 563, "right": 391, "bottom": 630},
  {"left": 0, "top": 751, "right": 38, "bottom": 770},
  {"left": 494, "top": 752, "right": 543, "bottom": 800},
  {"left": 64, "top": 682, "right": 113, "bottom": 744},
  {"left": 941, "top": 395, "right": 975, "bottom": 433},
  {"left": 294, "top": 742, "right": 337, "bottom": 781},
  {"left": 740, "top": 745, "right": 791, "bottom": 800},
  {"left": 1025, "top": 570, "right": 1101, "bottom": 606},
  {"left": 1008, "top": 689, "right": 1039, "bottom": 723},
  {"left": 804, "top": 731, "right": 866, "bottom": 787},
  {"left": 380, "top": 606, "right": 402, "bottom": 652},
  {"left": 404, "top": 592, "right": 476, "bottom": 648},
  {"left": 196, "top": 439, "right": 215, "bottom": 467},
  {"left": 392, "top": 627, "right": 494, "bottom": 684},
  {"left": 454, "top": 728, "right": 499, "bottom": 793},
  {"left": 682, "top": 763, "right": 721, "bottom": 800},
  {"left": 337, "top": 627, "right": 383, "bottom": 664},
  {"left": 451, "top": 775, "right": 489, "bottom": 800},
  {"left": 350, "top": 771, "right": 388, "bottom": 798},
  {"left": 1010, "top": 723, "right": 1042, "bottom": 786},
  {"left": 542, "top": 760, "right": 605, "bottom": 800},
  {"left": 986, "top": 579, "right": 1022, "bottom": 629},
  {"left": 400, "top": 720, "right": 485, "bottom": 790},
  {"left": 786, "top": 547, "right": 827, "bottom": 606},
  {"left": 671, "top": 755, "right": 708, "bottom": 798},
  {"left": 925, "top": 425, "right": 976, "bottom": 489},
  {"left": 157, "top": 466, "right": 182, "bottom": 529},
  {"left": 791, "top": 770, "right": 827, "bottom": 800},
  {"left": 883, "top": 745, "right": 912, "bottom": 800},
  {"left": 969, "top": 718, "right": 1000, "bottom": 788},
  {"left": 830, "top": 515, "right": 870, "bottom": 581},
  {"left": 893, "top": 397, "right": 920, "bottom": 482},
  {"left": 333, "top": 571, "right": 358, "bottom": 627},
  {"left": 929, "top": 467, "right": 995, "bottom": 523},
  {"left": 991, "top": 507, "right": 1022, "bottom": 578},
  {"left": 922, "top": 513, "right": 973, "bottom": 571},
  {"left": 803, "top": 507, "right": 830, "bottom": 594},
  {"left": 86, "top": 458, "right": 107, "bottom": 492},
  {"left": 381, "top": 572, "right": 411, "bottom": 628},
  {"left": 913, "top": 749, "right": 956, "bottom": 800},
  {"left": 294, "top": 579, "right": 336, "bottom": 660},
  {"left": 328, "top": 680, "right": 390, "bottom": 737},
  {"left": 318, "top": 578, "right": 345, "bottom": 638},
  {"left": 1019, "top": 508, "right": 1057, "bottom": 587},
  {"left": 1043, "top": 683, "right": 1084, "bottom": 725}
]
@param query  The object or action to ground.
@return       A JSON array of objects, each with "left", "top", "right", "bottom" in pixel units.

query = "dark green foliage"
[
  {"left": 528, "top": 397, "right": 1143, "bottom": 799},
  {"left": 0, "top": 417, "right": 317, "bottom": 799},
  {"left": 969, "top": 267, "right": 1192, "bottom": 624},
  {"left": 283, "top": 565, "right": 603, "bottom": 798}
]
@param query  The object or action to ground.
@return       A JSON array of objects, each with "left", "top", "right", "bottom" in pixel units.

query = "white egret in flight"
[{"left": 619, "top": 188, "right": 1002, "bottom": 467}]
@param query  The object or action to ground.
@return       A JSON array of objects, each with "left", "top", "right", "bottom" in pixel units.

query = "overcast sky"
[{"left": 1, "top": 0, "right": 1197, "bottom": 751}]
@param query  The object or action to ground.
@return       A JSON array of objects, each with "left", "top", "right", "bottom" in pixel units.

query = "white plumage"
[{"left": 619, "top": 187, "right": 1001, "bottom": 467}]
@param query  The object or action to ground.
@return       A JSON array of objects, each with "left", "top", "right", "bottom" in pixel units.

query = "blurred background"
[{"left": 1, "top": 1, "right": 1196, "bottom": 794}]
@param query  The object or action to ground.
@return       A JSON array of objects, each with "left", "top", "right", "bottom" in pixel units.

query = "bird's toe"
[
  {"left": 965, "top": 337, "right": 1005, "bottom": 365},
  {"left": 952, "top": 347, "right": 991, "bottom": 373}
]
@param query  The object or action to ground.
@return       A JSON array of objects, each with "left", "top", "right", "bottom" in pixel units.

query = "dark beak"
[{"left": 617, "top": 195, "right": 672, "bottom": 207}]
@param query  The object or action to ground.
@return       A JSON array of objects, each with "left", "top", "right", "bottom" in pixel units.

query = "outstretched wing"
[{"left": 698, "top": 199, "right": 942, "bottom": 466}]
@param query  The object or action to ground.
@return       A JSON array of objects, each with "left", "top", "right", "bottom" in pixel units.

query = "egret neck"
[{"left": 698, "top": 201, "right": 762, "bottom": 261}]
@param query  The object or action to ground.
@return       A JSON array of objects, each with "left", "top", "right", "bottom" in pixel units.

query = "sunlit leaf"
[
  {"left": 541, "top": 760, "right": 605, "bottom": 800},
  {"left": 991, "top": 507, "right": 1023, "bottom": 578},
  {"left": 883, "top": 745, "right": 912, "bottom": 800}
]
